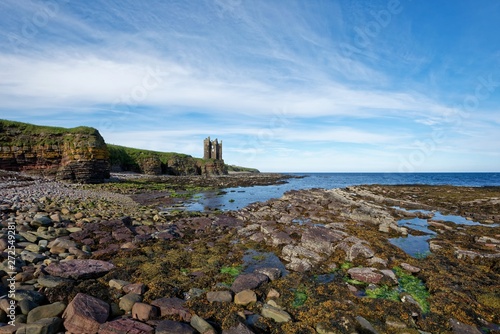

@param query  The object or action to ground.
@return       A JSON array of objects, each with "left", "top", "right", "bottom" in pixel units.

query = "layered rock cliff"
[
  {"left": 0, "top": 120, "right": 110, "bottom": 183},
  {"left": 108, "top": 145, "right": 228, "bottom": 176}
]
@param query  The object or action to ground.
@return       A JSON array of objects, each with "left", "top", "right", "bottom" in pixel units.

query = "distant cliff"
[
  {"left": 0, "top": 120, "right": 259, "bottom": 182},
  {"left": 107, "top": 144, "right": 228, "bottom": 176},
  {"left": 0, "top": 120, "right": 110, "bottom": 183}
]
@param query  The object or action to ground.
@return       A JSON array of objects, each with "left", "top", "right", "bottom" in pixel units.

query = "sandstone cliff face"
[
  {"left": 108, "top": 144, "right": 227, "bottom": 176},
  {"left": 198, "top": 159, "right": 228, "bottom": 176},
  {"left": 0, "top": 120, "right": 110, "bottom": 183}
]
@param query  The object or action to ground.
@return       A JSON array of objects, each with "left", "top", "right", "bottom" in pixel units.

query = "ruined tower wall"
[{"left": 203, "top": 137, "right": 223, "bottom": 160}]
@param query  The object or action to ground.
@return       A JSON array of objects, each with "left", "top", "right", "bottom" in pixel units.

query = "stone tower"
[{"left": 203, "top": 137, "right": 223, "bottom": 160}]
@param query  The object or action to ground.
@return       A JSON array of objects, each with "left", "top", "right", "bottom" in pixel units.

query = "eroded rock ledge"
[{"left": 0, "top": 120, "right": 110, "bottom": 183}]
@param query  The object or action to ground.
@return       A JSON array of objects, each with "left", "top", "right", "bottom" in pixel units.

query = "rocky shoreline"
[{"left": 0, "top": 171, "right": 499, "bottom": 333}]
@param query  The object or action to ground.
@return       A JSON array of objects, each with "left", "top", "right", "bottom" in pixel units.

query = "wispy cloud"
[{"left": 1, "top": 0, "right": 499, "bottom": 171}]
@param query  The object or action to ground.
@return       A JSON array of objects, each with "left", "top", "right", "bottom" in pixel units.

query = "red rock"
[
  {"left": 347, "top": 267, "right": 384, "bottom": 284},
  {"left": 155, "top": 320, "right": 195, "bottom": 334},
  {"left": 400, "top": 263, "right": 421, "bottom": 273},
  {"left": 222, "top": 322, "right": 256, "bottom": 334},
  {"left": 92, "top": 245, "right": 120, "bottom": 257},
  {"left": 45, "top": 259, "right": 114, "bottom": 279},
  {"left": 112, "top": 227, "right": 134, "bottom": 242},
  {"left": 132, "top": 302, "right": 159, "bottom": 321},
  {"left": 123, "top": 283, "right": 146, "bottom": 295},
  {"left": 63, "top": 293, "right": 109, "bottom": 334},
  {"left": 231, "top": 273, "right": 269, "bottom": 293},
  {"left": 98, "top": 318, "right": 154, "bottom": 334},
  {"left": 151, "top": 297, "right": 191, "bottom": 321},
  {"left": 300, "top": 226, "right": 344, "bottom": 255},
  {"left": 449, "top": 318, "right": 482, "bottom": 334}
]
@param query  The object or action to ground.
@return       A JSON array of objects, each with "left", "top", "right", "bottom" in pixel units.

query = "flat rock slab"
[
  {"left": 45, "top": 259, "right": 114, "bottom": 280},
  {"left": 98, "top": 318, "right": 154, "bottom": 334},
  {"left": 231, "top": 273, "right": 269, "bottom": 293},
  {"left": 347, "top": 267, "right": 384, "bottom": 284}
]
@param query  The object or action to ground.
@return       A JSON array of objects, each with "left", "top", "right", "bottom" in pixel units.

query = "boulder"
[
  {"left": 98, "top": 318, "right": 154, "bottom": 334},
  {"left": 261, "top": 304, "right": 291, "bottom": 323},
  {"left": 132, "top": 302, "right": 158, "bottom": 321},
  {"left": 63, "top": 293, "right": 109, "bottom": 334},
  {"left": 254, "top": 267, "right": 281, "bottom": 281},
  {"left": 400, "top": 263, "right": 421, "bottom": 273},
  {"left": 206, "top": 291, "right": 233, "bottom": 303},
  {"left": 123, "top": 283, "right": 146, "bottom": 295},
  {"left": 27, "top": 302, "right": 66, "bottom": 323},
  {"left": 119, "top": 293, "right": 142, "bottom": 312},
  {"left": 234, "top": 290, "right": 257, "bottom": 306},
  {"left": 231, "top": 273, "right": 269, "bottom": 293},
  {"left": 15, "top": 317, "right": 63, "bottom": 334},
  {"left": 190, "top": 315, "right": 216, "bottom": 334},
  {"left": 151, "top": 297, "right": 191, "bottom": 321},
  {"left": 449, "top": 318, "right": 482, "bottom": 334},
  {"left": 155, "top": 320, "right": 195, "bottom": 334},
  {"left": 356, "top": 316, "right": 379, "bottom": 334}
]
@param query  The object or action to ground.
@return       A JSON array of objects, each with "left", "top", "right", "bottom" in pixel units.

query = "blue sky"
[{"left": 1, "top": 0, "right": 499, "bottom": 172}]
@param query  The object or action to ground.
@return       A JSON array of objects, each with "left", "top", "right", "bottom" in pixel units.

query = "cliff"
[
  {"left": 0, "top": 120, "right": 110, "bottom": 183},
  {"left": 107, "top": 145, "right": 228, "bottom": 176}
]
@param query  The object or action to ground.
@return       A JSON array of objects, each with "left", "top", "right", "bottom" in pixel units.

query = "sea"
[{"left": 186, "top": 172, "right": 500, "bottom": 211}]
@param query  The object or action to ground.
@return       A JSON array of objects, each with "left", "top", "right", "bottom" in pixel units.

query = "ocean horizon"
[{"left": 187, "top": 172, "right": 500, "bottom": 211}]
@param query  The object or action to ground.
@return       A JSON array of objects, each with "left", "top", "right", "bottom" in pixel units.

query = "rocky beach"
[{"left": 0, "top": 170, "right": 499, "bottom": 334}]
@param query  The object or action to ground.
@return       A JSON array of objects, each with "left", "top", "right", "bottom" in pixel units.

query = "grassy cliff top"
[
  {"left": 0, "top": 119, "right": 99, "bottom": 136},
  {"left": 226, "top": 165, "right": 260, "bottom": 173},
  {"left": 0, "top": 119, "right": 103, "bottom": 146},
  {"left": 107, "top": 144, "right": 197, "bottom": 165}
]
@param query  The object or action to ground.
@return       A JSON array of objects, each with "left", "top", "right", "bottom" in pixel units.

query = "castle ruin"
[{"left": 203, "top": 137, "right": 223, "bottom": 160}]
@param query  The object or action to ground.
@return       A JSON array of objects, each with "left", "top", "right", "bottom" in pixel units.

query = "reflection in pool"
[{"left": 389, "top": 207, "right": 496, "bottom": 258}]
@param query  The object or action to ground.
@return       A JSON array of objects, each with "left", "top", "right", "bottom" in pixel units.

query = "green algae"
[
  {"left": 366, "top": 285, "right": 400, "bottom": 301},
  {"left": 220, "top": 265, "right": 242, "bottom": 277},
  {"left": 292, "top": 286, "right": 308, "bottom": 308},
  {"left": 394, "top": 267, "right": 430, "bottom": 313}
]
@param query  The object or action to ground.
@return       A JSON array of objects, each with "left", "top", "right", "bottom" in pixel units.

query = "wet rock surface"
[{"left": 0, "top": 172, "right": 499, "bottom": 333}]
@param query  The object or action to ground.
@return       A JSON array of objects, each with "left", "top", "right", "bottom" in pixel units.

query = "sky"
[{"left": 0, "top": 0, "right": 499, "bottom": 172}]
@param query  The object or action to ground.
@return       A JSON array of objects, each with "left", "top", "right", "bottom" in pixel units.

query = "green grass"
[
  {"left": 0, "top": 119, "right": 102, "bottom": 147},
  {"left": 226, "top": 165, "right": 260, "bottom": 173},
  {"left": 107, "top": 144, "right": 198, "bottom": 170}
]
